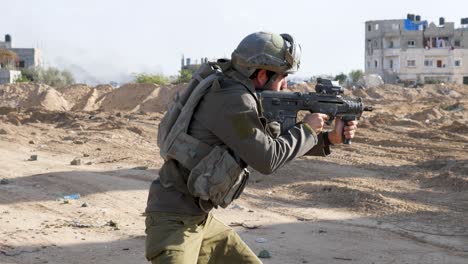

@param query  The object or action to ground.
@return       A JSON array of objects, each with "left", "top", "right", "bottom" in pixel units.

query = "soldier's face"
[
  {"left": 271, "top": 74, "right": 288, "bottom": 91},
  {"left": 253, "top": 70, "right": 288, "bottom": 91}
]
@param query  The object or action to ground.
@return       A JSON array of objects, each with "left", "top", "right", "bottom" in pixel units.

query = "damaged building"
[
  {"left": 365, "top": 15, "right": 468, "bottom": 85},
  {"left": 0, "top": 34, "right": 42, "bottom": 69},
  {"left": 0, "top": 34, "right": 42, "bottom": 84},
  {"left": 181, "top": 55, "right": 209, "bottom": 72}
]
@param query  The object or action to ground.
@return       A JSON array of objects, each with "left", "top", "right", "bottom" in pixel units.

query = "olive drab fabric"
[
  {"left": 157, "top": 62, "right": 221, "bottom": 165},
  {"left": 157, "top": 60, "right": 250, "bottom": 211},
  {"left": 145, "top": 212, "right": 262, "bottom": 263},
  {"left": 187, "top": 146, "right": 249, "bottom": 212}
]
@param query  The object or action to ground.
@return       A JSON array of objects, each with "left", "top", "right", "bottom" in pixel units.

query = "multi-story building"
[
  {"left": 365, "top": 15, "right": 468, "bottom": 85},
  {"left": 0, "top": 34, "right": 42, "bottom": 69}
]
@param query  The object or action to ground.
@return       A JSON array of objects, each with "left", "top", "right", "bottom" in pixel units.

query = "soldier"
[{"left": 145, "top": 31, "right": 358, "bottom": 263}]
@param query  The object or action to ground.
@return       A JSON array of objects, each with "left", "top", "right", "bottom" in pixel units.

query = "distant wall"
[{"left": 0, "top": 69, "right": 21, "bottom": 84}]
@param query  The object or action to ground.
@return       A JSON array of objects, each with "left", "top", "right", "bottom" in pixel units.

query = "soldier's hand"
[
  {"left": 303, "top": 113, "right": 329, "bottom": 134},
  {"left": 328, "top": 117, "right": 359, "bottom": 144}
]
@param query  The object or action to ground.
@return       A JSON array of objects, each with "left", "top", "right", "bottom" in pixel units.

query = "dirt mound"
[
  {"left": 440, "top": 121, "right": 468, "bottom": 134},
  {"left": 139, "top": 84, "right": 185, "bottom": 113},
  {"left": 406, "top": 108, "right": 443, "bottom": 122},
  {"left": 288, "top": 183, "right": 413, "bottom": 214},
  {"left": 99, "top": 83, "right": 161, "bottom": 112},
  {"left": 0, "top": 83, "right": 70, "bottom": 111},
  {"left": 94, "top": 84, "right": 114, "bottom": 95},
  {"left": 366, "top": 112, "right": 399, "bottom": 126},
  {"left": 57, "top": 84, "right": 92, "bottom": 106},
  {"left": 71, "top": 88, "right": 100, "bottom": 112}
]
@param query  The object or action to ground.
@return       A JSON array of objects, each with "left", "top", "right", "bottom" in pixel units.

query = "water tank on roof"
[
  {"left": 5, "top": 34, "right": 11, "bottom": 42},
  {"left": 439, "top": 17, "right": 445, "bottom": 25},
  {"left": 415, "top": 15, "right": 421, "bottom": 22},
  {"left": 462, "top": 18, "right": 468, "bottom": 25},
  {"left": 408, "top": 14, "right": 415, "bottom": 21}
]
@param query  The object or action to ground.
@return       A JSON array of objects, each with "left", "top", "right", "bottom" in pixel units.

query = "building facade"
[
  {"left": 0, "top": 34, "right": 42, "bottom": 69},
  {"left": 365, "top": 15, "right": 468, "bottom": 85}
]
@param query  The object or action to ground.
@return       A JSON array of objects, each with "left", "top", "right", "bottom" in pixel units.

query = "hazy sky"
[{"left": 1, "top": 0, "right": 467, "bottom": 84}]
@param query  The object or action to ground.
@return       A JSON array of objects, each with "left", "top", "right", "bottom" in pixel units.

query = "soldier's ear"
[
  {"left": 256, "top": 69, "right": 268, "bottom": 86},
  {"left": 252, "top": 69, "right": 268, "bottom": 89}
]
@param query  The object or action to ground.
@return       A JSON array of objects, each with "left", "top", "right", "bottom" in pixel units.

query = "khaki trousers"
[{"left": 145, "top": 212, "right": 262, "bottom": 264}]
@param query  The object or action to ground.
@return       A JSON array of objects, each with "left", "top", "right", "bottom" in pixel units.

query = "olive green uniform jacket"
[{"left": 146, "top": 70, "right": 330, "bottom": 215}]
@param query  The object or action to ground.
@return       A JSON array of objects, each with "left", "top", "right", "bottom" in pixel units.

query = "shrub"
[
  {"left": 19, "top": 67, "right": 75, "bottom": 87},
  {"left": 334, "top": 73, "right": 347, "bottom": 85},
  {"left": 133, "top": 73, "right": 169, "bottom": 85},
  {"left": 173, "top": 69, "right": 193, "bottom": 84},
  {"left": 348, "top": 69, "right": 364, "bottom": 85}
]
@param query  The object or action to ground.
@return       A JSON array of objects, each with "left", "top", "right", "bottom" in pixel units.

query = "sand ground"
[{"left": 1, "top": 83, "right": 467, "bottom": 264}]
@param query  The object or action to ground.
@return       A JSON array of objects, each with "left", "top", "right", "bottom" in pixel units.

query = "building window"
[
  {"left": 18, "top": 61, "right": 25, "bottom": 68},
  {"left": 389, "top": 60, "right": 394, "bottom": 69},
  {"left": 407, "top": 40, "right": 416, "bottom": 47},
  {"left": 455, "top": 60, "right": 462, "bottom": 67},
  {"left": 375, "top": 24, "right": 379, "bottom": 30},
  {"left": 373, "top": 40, "right": 378, "bottom": 49},
  {"left": 407, "top": 60, "right": 416, "bottom": 67},
  {"left": 368, "top": 25, "right": 372, "bottom": 32},
  {"left": 424, "top": 60, "right": 433, "bottom": 67},
  {"left": 454, "top": 40, "right": 461, "bottom": 47},
  {"left": 374, "top": 60, "right": 378, "bottom": 68},
  {"left": 437, "top": 60, "right": 443, "bottom": 68},
  {"left": 389, "top": 41, "right": 394, "bottom": 48}
]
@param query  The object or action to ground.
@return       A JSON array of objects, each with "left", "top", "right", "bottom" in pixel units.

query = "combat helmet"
[{"left": 231, "top": 32, "right": 301, "bottom": 78}]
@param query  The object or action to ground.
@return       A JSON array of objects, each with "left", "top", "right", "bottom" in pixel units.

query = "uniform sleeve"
[
  {"left": 304, "top": 132, "right": 331, "bottom": 156},
  {"left": 194, "top": 87, "right": 320, "bottom": 175}
]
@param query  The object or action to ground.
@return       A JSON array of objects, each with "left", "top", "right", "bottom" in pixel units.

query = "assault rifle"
[{"left": 257, "top": 78, "right": 373, "bottom": 144}]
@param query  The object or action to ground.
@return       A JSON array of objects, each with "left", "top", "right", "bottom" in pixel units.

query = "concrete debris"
[
  {"left": 29, "top": 140, "right": 35, "bottom": 144},
  {"left": 258, "top": 249, "right": 271, "bottom": 259},
  {"left": 29, "top": 155, "right": 38, "bottom": 161},
  {"left": 1, "top": 179, "right": 10, "bottom": 185},
  {"left": 107, "top": 220, "right": 119, "bottom": 230},
  {"left": 0, "top": 128, "right": 9, "bottom": 135},
  {"left": 70, "top": 158, "right": 81, "bottom": 165},
  {"left": 70, "top": 220, "right": 91, "bottom": 228},
  {"left": 255, "top": 237, "right": 267, "bottom": 243}
]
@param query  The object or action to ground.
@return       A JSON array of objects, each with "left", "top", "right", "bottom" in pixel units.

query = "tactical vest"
[{"left": 157, "top": 60, "right": 250, "bottom": 212}]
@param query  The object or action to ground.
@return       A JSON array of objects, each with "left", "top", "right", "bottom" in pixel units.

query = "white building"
[{"left": 365, "top": 15, "right": 468, "bottom": 85}]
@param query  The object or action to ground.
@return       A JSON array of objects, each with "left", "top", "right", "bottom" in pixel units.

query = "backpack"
[{"left": 157, "top": 60, "right": 249, "bottom": 212}]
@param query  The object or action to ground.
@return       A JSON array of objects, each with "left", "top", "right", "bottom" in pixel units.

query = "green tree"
[
  {"left": 133, "top": 73, "right": 169, "bottom": 85},
  {"left": 334, "top": 73, "right": 347, "bottom": 85},
  {"left": 348, "top": 69, "right": 364, "bottom": 85},
  {"left": 173, "top": 69, "right": 193, "bottom": 84},
  {"left": 18, "top": 67, "right": 75, "bottom": 87}
]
